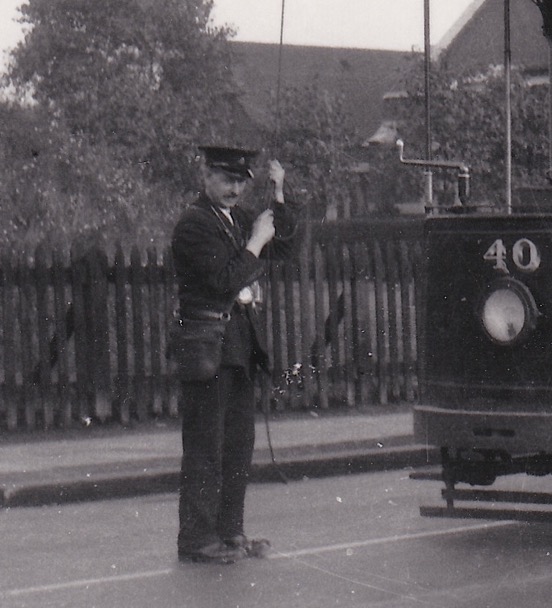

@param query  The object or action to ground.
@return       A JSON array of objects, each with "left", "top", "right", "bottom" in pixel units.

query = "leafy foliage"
[
  {"left": 3, "top": 0, "right": 549, "bottom": 252},
  {"left": 0, "top": 0, "right": 362, "bottom": 250},
  {"left": 393, "top": 60, "right": 550, "bottom": 208},
  {"left": 1, "top": 0, "right": 240, "bottom": 252},
  {"left": 274, "top": 81, "right": 359, "bottom": 220}
]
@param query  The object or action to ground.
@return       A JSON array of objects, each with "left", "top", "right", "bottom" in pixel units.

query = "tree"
[
  {"left": 0, "top": 0, "right": 241, "bottom": 251},
  {"left": 393, "top": 60, "right": 549, "bottom": 208},
  {"left": 274, "top": 80, "right": 358, "bottom": 220},
  {"left": 9, "top": 0, "right": 239, "bottom": 184},
  {"left": 0, "top": 99, "right": 155, "bottom": 252},
  {"left": 0, "top": 0, "right": 368, "bottom": 250}
]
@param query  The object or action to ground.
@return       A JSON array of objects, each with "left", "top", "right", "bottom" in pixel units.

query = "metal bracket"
[{"left": 396, "top": 139, "right": 470, "bottom": 206}]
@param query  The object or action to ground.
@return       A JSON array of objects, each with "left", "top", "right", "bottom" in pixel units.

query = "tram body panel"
[
  {"left": 415, "top": 214, "right": 552, "bottom": 453},
  {"left": 414, "top": 406, "right": 552, "bottom": 453}
]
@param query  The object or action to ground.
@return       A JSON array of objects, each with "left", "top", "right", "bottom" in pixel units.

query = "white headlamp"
[{"left": 478, "top": 278, "right": 539, "bottom": 346}]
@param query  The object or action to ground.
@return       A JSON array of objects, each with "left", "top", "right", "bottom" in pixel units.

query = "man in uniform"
[{"left": 171, "top": 146, "right": 299, "bottom": 564}]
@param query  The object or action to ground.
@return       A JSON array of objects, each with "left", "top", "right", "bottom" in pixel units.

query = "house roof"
[
  {"left": 438, "top": 0, "right": 549, "bottom": 74},
  {"left": 229, "top": 1, "right": 549, "bottom": 148},
  {"left": 230, "top": 41, "right": 416, "bottom": 144}
]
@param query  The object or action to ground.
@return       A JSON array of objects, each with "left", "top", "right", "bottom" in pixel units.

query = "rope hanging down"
[
  {"left": 273, "top": 0, "right": 286, "bottom": 152},
  {"left": 261, "top": 0, "right": 289, "bottom": 485}
]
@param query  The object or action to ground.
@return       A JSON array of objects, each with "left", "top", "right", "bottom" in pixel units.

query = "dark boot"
[
  {"left": 224, "top": 534, "right": 271, "bottom": 558},
  {"left": 179, "top": 541, "right": 246, "bottom": 564}
]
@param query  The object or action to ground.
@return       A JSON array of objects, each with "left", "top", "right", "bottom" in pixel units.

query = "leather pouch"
[{"left": 167, "top": 316, "right": 228, "bottom": 381}]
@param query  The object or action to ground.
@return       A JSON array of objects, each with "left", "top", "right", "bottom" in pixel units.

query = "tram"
[{"left": 404, "top": 1, "right": 552, "bottom": 520}]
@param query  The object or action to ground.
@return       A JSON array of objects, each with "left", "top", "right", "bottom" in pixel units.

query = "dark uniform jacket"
[{"left": 171, "top": 193, "right": 298, "bottom": 374}]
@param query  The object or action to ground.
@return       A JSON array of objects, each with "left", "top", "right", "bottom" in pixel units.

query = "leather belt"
[{"left": 178, "top": 308, "right": 231, "bottom": 322}]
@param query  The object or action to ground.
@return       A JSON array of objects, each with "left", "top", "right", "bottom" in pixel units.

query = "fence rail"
[{"left": 0, "top": 219, "right": 424, "bottom": 431}]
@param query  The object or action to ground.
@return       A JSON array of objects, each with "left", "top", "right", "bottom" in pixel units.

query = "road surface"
[{"left": 2, "top": 470, "right": 552, "bottom": 607}]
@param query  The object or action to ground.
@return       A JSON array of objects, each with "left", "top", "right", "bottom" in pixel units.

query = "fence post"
[
  {"left": 399, "top": 241, "right": 416, "bottom": 402},
  {"left": 353, "top": 241, "right": 375, "bottom": 404},
  {"left": 341, "top": 243, "right": 356, "bottom": 407},
  {"left": 130, "top": 246, "right": 148, "bottom": 420},
  {"left": 269, "top": 261, "right": 284, "bottom": 409},
  {"left": 413, "top": 240, "right": 425, "bottom": 398},
  {"left": 114, "top": 243, "right": 130, "bottom": 424},
  {"left": 147, "top": 247, "right": 163, "bottom": 416},
  {"left": 385, "top": 240, "right": 402, "bottom": 402},
  {"left": 373, "top": 240, "right": 389, "bottom": 405},
  {"left": 20, "top": 251, "right": 38, "bottom": 428},
  {"left": 35, "top": 244, "right": 54, "bottom": 428},
  {"left": 52, "top": 247, "right": 71, "bottom": 427},
  {"left": 326, "top": 239, "right": 344, "bottom": 403},
  {"left": 2, "top": 253, "right": 17, "bottom": 430},
  {"left": 313, "top": 243, "right": 329, "bottom": 409},
  {"left": 298, "top": 217, "right": 314, "bottom": 410},
  {"left": 164, "top": 247, "right": 180, "bottom": 416},
  {"left": 71, "top": 244, "right": 91, "bottom": 421},
  {"left": 86, "top": 246, "right": 112, "bottom": 421},
  {"left": 283, "top": 262, "right": 301, "bottom": 409}
]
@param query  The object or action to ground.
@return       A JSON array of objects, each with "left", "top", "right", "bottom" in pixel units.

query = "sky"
[
  {"left": 211, "top": 0, "right": 476, "bottom": 50},
  {"left": 0, "top": 0, "right": 476, "bottom": 72}
]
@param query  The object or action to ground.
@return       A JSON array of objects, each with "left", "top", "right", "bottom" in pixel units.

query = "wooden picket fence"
[{"left": 0, "top": 218, "right": 424, "bottom": 431}]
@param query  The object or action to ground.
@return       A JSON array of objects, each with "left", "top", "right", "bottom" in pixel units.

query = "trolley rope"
[{"left": 261, "top": 0, "right": 289, "bottom": 485}]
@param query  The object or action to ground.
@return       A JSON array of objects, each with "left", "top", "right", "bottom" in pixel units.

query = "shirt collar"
[{"left": 218, "top": 207, "right": 234, "bottom": 225}]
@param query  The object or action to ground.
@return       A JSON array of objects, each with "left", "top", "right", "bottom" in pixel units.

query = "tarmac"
[{"left": 0, "top": 407, "right": 440, "bottom": 508}]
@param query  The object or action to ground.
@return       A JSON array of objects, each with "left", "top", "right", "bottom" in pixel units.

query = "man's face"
[{"left": 203, "top": 167, "right": 247, "bottom": 208}]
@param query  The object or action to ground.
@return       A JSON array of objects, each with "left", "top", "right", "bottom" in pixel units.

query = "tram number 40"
[{"left": 483, "top": 238, "right": 541, "bottom": 273}]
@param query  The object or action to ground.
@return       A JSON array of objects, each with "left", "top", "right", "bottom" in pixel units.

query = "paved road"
[{"left": 2, "top": 470, "right": 552, "bottom": 607}]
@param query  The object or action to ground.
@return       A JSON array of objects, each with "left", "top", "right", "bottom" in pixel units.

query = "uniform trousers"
[{"left": 177, "top": 366, "right": 256, "bottom": 553}]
